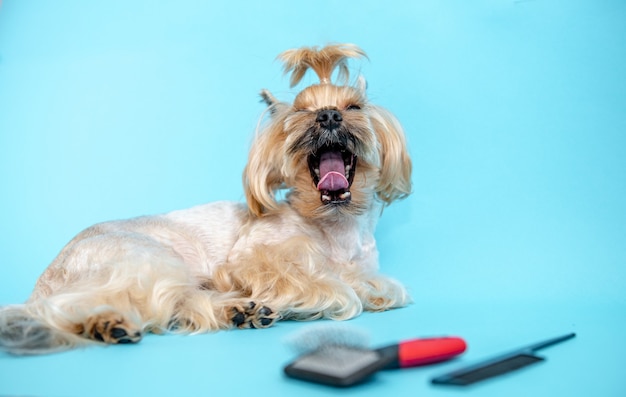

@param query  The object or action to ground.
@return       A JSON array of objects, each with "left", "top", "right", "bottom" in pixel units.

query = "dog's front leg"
[
  {"left": 348, "top": 273, "right": 412, "bottom": 312},
  {"left": 209, "top": 244, "right": 365, "bottom": 323}
]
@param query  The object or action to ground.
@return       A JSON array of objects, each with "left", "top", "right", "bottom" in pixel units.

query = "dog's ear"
[
  {"left": 243, "top": 90, "right": 289, "bottom": 216},
  {"left": 368, "top": 106, "right": 412, "bottom": 204},
  {"left": 260, "top": 89, "right": 289, "bottom": 116},
  {"left": 243, "top": 127, "right": 283, "bottom": 217},
  {"left": 355, "top": 75, "right": 368, "bottom": 95}
]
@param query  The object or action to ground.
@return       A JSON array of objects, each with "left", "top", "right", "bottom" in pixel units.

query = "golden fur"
[{"left": 0, "top": 44, "right": 412, "bottom": 355}]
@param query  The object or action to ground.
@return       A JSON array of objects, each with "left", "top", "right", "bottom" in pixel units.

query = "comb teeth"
[{"left": 431, "top": 333, "right": 576, "bottom": 386}]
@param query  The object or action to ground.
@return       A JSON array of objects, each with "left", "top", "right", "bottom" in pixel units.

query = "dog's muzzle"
[{"left": 308, "top": 147, "right": 357, "bottom": 205}]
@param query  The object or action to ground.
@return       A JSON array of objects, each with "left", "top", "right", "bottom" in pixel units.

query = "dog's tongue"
[{"left": 317, "top": 151, "right": 349, "bottom": 191}]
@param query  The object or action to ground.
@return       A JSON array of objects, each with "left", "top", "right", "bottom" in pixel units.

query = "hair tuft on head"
[{"left": 278, "top": 43, "right": 368, "bottom": 87}]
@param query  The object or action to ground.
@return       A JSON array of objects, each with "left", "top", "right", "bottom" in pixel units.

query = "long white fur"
[{"left": 0, "top": 43, "right": 412, "bottom": 355}]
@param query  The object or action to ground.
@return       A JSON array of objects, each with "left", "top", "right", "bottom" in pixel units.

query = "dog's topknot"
[{"left": 278, "top": 43, "right": 367, "bottom": 88}]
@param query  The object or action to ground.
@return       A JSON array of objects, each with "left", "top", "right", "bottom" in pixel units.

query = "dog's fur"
[{"left": 0, "top": 44, "right": 412, "bottom": 355}]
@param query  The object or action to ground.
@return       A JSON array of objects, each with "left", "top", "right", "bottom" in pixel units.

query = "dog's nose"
[{"left": 316, "top": 109, "right": 343, "bottom": 130}]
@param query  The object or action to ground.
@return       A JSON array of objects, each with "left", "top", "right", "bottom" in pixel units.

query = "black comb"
[{"left": 431, "top": 332, "right": 576, "bottom": 386}]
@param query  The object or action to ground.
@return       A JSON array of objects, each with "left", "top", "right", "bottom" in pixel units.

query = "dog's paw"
[
  {"left": 231, "top": 302, "right": 279, "bottom": 329},
  {"left": 83, "top": 311, "right": 142, "bottom": 344}
]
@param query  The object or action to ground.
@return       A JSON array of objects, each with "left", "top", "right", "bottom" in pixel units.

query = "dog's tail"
[{"left": 0, "top": 303, "right": 88, "bottom": 355}]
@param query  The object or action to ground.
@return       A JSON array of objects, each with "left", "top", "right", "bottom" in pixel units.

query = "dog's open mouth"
[{"left": 308, "top": 147, "right": 357, "bottom": 205}]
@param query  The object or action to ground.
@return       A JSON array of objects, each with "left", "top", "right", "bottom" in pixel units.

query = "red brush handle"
[{"left": 397, "top": 337, "right": 467, "bottom": 368}]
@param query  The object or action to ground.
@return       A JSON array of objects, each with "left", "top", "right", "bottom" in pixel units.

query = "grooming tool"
[
  {"left": 283, "top": 325, "right": 467, "bottom": 387},
  {"left": 431, "top": 332, "right": 576, "bottom": 386},
  {"left": 376, "top": 336, "right": 468, "bottom": 369},
  {"left": 284, "top": 344, "right": 394, "bottom": 387}
]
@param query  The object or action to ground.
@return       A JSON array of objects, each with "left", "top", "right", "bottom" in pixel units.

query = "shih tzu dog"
[{"left": 0, "top": 44, "right": 412, "bottom": 355}]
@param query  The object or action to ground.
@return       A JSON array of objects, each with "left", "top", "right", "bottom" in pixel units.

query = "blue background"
[{"left": 1, "top": 1, "right": 625, "bottom": 396}]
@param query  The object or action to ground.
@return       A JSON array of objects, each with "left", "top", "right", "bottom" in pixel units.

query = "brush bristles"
[{"left": 285, "top": 324, "right": 370, "bottom": 355}]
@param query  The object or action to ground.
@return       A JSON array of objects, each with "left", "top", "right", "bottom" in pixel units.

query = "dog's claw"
[
  {"left": 232, "top": 312, "right": 246, "bottom": 327},
  {"left": 110, "top": 327, "right": 128, "bottom": 339},
  {"left": 83, "top": 312, "right": 142, "bottom": 345},
  {"left": 231, "top": 302, "right": 279, "bottom": 329},
  {"left": 258, "top": 306, "right": 272, "bottom": 316}
]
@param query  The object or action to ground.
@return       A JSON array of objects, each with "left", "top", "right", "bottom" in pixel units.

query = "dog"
[{"left": 0, "top": 44, "right": 412, "bottom": 355}]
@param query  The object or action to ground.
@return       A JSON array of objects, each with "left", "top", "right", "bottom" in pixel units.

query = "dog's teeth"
[
  {"left": 345, "top": 165, "right": 351, "bottom": 173},
  {"left": 339, "top": 191, "right": 351, "bottom": 200},
  {"left": 314, "top": 168, "right": 320, "bottom": 177},
  {"left": 322, "top": 194, "right": 331, "bottom": 202}
]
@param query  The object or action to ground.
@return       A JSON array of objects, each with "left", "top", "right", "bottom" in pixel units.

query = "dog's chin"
[{"left": 307, "top": 146, "right": 357, "bottom": 206}]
